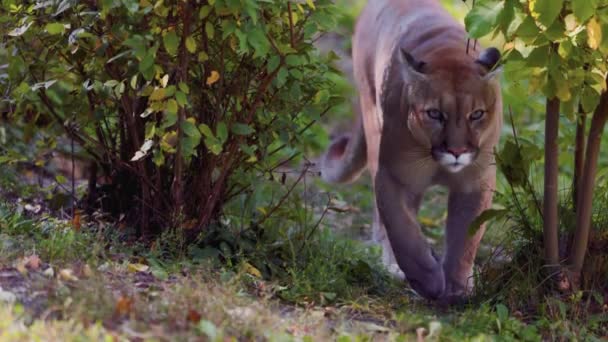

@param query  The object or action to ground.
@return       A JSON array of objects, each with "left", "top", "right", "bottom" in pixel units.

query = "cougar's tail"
[{"left": 319, "top": 116, "right": 368, "bottom": 184}]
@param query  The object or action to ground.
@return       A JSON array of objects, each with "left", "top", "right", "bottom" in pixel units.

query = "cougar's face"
[
  {"left": 396, "top": 48, "right": 502, "bottom": 173},
  {"left": 406, "top": 72, "right": 500, "bottom": 174}
]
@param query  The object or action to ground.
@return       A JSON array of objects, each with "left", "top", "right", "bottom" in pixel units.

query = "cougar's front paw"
[
  {"left": 405, "top": 253, "right": 445, "bottom": 300},
  {"left": 439, "top": 270, "right": 474, "bottom": 305}
]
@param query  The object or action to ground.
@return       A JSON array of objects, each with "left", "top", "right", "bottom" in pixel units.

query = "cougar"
[{"left": 320, "top": 0, "right": 502, "bottom": 300}]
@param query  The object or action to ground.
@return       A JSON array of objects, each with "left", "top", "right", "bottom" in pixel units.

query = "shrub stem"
[
  {"left": 543, "top": 97, "right": 560, "bottom": 270},
  {"left": 570, "top": 78, "right": 608, "bottom": 274}
]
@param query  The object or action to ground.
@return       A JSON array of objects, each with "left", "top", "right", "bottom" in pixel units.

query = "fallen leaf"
[
  {"left": 115, "top": 295, "right": 134, "bottom": 316},
  {"left": 206, "top": 70, "right": 220, "bottom": 85},
  {"left": 72, "top": 211, "right": 81, "bottom": 232},
  {"left": 358, "top": 321, "right": 391, "bottom": 333},
  {"left": 182, "top": 219, "right": 198, "bottom": 230},
  {"left": 43, "top": 267, "right": 55, "bottom": 278},
  {"left": 128, "top": 263, "right": 150, "bottom": 273},
  {"left": 83, "top": 264, "right": 93, "bottom": 278},
  {"left": 416, "top": 327, "right": 428, "bottom": 342},
  {"left": 59, "top": 268, "right": 79, "bottom": 282},
  {"left": 187, "top": 309, "right": 202, "bottom": 323},
  {"left": 16, "top": 262, "right": 27, "bottom": 275},
  {"left": 24, "top": 203, "right": 41, "bottom": 213},
  {"left": 25, "top": 255, "right": 41, "bottom": 270},
  {"left": 244, "top": 262, "right": 262, "bottom": 278},
  {"left": 0, "top": 289, "right": 16, "bottom": 303}
]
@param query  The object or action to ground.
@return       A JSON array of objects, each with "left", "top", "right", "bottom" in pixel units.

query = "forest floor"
[
  {"left": 0, "top": 193, "right": 543, "bottom": 342},
  {"left": 0, "top": 166, "right": 582, "bottom": 341}
]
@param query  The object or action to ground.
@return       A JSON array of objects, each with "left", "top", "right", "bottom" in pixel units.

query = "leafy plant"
[
  {"left": 466, "top": 0, "right": 608, "bottom": 289},
  {"left": 1, "top": 0, "right": 341, "bottom": 241}
]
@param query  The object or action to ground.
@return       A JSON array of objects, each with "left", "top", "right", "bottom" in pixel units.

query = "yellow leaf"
[
  {"left": 149, "top": 88, "right": 166, "bottom": 101},
  {"left": 587, "top": 17, "right": 602, "bottom": 50},
  {"left": 528, "top": 0, "right": 540, "bottom": 21},
  {"left": 206, "top": 70, "right": 220, "bottom": 85},
  {"left": 161, "top": 74, "right": 169, "bottom": 87},
  {"left": 244, "top": 262, "right": 262, "bottom": 278},
  {"left": 128, "top": 263, "right": 150, "bottom": 273},
  {"left": 306, "top": 0, "right": 315, "bottom": 10}
]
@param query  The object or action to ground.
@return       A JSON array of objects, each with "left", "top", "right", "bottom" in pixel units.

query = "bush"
[{"left": 1, "top": 0, "right": 341, "bottom": 239}]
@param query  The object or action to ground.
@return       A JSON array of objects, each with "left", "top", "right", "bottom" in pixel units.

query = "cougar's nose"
[{"left": 447, "top": 146, "right": 469, "bottom": 157}]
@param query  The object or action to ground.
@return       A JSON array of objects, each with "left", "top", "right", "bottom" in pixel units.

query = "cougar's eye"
[
  {"left": 470, "top": 109, "right": 485, "bottom": 121},
  {"left": 425, "top": 109, "right": 443, "bottom": 121}
]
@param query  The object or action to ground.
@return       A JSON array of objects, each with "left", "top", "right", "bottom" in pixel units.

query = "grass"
[{"left": 1, "top": 187, "right": 606, "bottom": 341}]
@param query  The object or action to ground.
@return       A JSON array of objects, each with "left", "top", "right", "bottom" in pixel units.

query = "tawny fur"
[{"left": 320, "top": 0, "right": 502, "bottom": 301}]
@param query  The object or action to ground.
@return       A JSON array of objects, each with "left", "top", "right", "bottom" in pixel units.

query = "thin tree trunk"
[
  {"left": 172, "top": 0, "right": 192, "bottom": 217},
  {"left": 570, "top": 80, "right": 608, "bottom": 274},
  {"left": 543, "top": 97, "right": 561, "bottom": 271},
  {"left": 573, "top": 104, "right": 586, "bottom": 211}
]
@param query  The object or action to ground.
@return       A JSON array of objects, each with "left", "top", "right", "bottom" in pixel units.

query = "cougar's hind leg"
[{"left": 372, "top": 207, "right": 405, "bottom": 280}]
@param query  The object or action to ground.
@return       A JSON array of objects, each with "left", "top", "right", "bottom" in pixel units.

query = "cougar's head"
[{"left": 398, "top": 47, "right": 502, "bottom": 173}]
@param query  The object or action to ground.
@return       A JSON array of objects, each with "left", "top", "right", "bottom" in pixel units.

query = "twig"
[
  {"left": 287, "top": 2, "right": 295, "bottom": 48},
  {"left": 255, "top": 165, "right": 308, "bottom": 227}
]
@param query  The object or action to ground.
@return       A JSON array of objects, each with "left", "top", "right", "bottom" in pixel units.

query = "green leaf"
[
  {"left": 166, "top": 99, "right": 178, "bottom": 115},
  {"left": 468, "top": 208, "right": 508, "bottom": 236},
  {"left": 139, "top": 52, "right": 155, "bottom": 80},
  {"left": 182, "top": 135, "right": 201, "bottom": 159},
  {"left": 231, "top": 123, "right": 254, "bottom": 136},
  {"left": 464, "top": 0, "right": 504, "bottom": 38},
  {"left": 198, "top": 124, "right": 214, "bottom": 139},
  {"left": 199, "top": 5, "right": 212, "bottom": 19},
  {"left": 130, "top": 75, "right": 138, "bottom": 90},
  {"left": 526, "top": 45, "right": 550, "bottom": 67},
  {"left": 45, "top": 23, "right": 65, "bottom": 35},
  {"left": 175, "top": 91, "right": 188, "bottom": 107},
  {"left": 198, "top": 320, "right": 218, "bottom": 341},
  {"left": 178, "top": 82, "right": 190, "bottom": 94},
  {"left": 267, "top": 55, "right": 281, "bottom": 73},
  {"left": 204, "top": 138, "right": 223, "bottom": 155},
  {"left": 182, "top": 119, "right": 202, "bottom": 138},
  {"left": 285, "top": 54, "right": 302, "bottom": 66},
  {"left": 247, "top": 27, "right": 270, "bottom": 57},
  {"left": 163, "top": 31, "right": 179, "bottom": 56},
  {"left": 205, "top": 22, "right": 215, "bottom": 39},
  {"left": 216, "top": 122, "right": 228, "bottom": 143},
  {"left": 185, "top": 36, "right": 197, "bottom": 53},
  {"left": 496, "top": 304, "right": 509, "bottom": 322},
  {"left": 572, "top": 0, "right": 597, "bottom": 23},
  {"left": 581, "top": 85, "right": 600, "bottom": 113},
  {"left": 529, "top": 0, "right": 564, "bottom": 28}
]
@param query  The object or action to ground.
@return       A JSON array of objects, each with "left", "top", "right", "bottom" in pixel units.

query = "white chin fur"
[{"left": 437, "top": 152, "right": 473, "bottom": 173}]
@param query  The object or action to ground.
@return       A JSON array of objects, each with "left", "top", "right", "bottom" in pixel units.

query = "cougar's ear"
[
  {"left": 399, "top": 48, "right": 427, "bottom": 82},
  {"left": 476, "top": 47, "right": 502, "bottom": 79}
]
